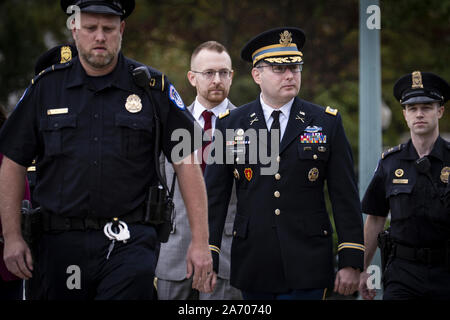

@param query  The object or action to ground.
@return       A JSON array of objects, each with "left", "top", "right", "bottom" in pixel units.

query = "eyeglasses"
[
  {"left": 256, "top": 64, "right": 303, "bottom": 74},
  {"left": 191, "top": 69, "right": 233, "bottom": 81}
]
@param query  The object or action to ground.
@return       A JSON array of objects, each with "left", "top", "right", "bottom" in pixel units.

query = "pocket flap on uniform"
[
  {"left": 115, "top": 114, "right": 152, "bottom": 132},
  {"left": 232, "top": 214, "right": 249, "bottom": 239},
  {"left": 40, "top": 114, "right": 77, "bottom": 131},
  {"left": 303, "top": 213, "right": 332, "bottom": 237},
  {"left": 386, "top": 184, "right": 413, "bottom": 198},
  {"left": 298, "top": 144, "right": 330, "bottom": 161}
]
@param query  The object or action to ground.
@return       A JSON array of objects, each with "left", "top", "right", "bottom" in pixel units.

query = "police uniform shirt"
[
  {"left": 362, "top": 137, "right": 450, "bottom": 248},
  {"left": 260, "top": 95, "right": 292, "bottom": 141},
  {"left": 0, "top": 53, "right": 200, "bottom": 219}
]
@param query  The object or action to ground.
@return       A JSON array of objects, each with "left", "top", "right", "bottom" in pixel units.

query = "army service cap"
[
  {"left": 61, "top": 0, "right": 135, "bottom": 19},
  {"left": 241, "top": 27, "right": 306, "bottom": 66},
  {"left": 393, "top": 71, "right": 450, "bottom": 106}
]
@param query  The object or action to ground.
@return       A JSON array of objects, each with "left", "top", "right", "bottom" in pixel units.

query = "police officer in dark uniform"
[
  {"left": 204, "top": 27, "right": 364, "bottom": 300},
  {"left": 0, "top": 0, "right": 213, "bottom": 299},
  {"left": 360, "top": 71, "right": 450, "bottom": 300}
]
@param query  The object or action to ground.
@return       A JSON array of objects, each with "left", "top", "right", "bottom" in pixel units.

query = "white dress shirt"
[{"left": 260, "top": 94, "right": 294, "bottom": 141}]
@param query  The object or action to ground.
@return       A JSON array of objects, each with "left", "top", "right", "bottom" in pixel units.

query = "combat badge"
[
  {"left": 308, "top": 167, "right": 319, "bottom": 182},
  {"left": 441, "top": 166, "right": 450, "bottom": 183},
  {"left": 125, "top": 94, "right": 142, "bottom": 113},
  {"left": 244, "top": 168, "right": 253, "bottom": 181}
]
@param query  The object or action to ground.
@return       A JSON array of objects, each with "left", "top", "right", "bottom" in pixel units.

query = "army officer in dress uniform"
[
  {"left": 360, "top": 71, "right": 450, "bottom": 300},
  {"left": 204, "top": 27, "right": 364, "bottom": 300},
  {"left": 0, "top": 0, "right": 213, "bottom": 299}
]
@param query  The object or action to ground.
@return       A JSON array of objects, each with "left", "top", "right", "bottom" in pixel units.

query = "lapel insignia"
[
  {"left": 244, "top": 168, "right": 253, "bottom": 181},
  {"left": 250, "top": 117, "right": 259, "bottom": 125}
]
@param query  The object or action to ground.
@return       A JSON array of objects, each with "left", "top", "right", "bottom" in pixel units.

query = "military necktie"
[{"left": 269, "top": 110, "right": 281, "bottom": 151}]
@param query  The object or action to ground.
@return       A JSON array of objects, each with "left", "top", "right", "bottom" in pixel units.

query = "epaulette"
[
  {"left": 218, "top": 109, "right": 230, "bottom": 119},
  {"left": 325, "top": 106, "right": 338, "bottom": 116},
  {"left": 31, "top": 61, "right": 72, "bottom": 86},
  {"left": 381, "top": 144, "right": 403, "bottom": 159}
]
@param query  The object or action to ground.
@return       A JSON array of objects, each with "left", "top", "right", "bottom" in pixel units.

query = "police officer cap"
[
  {"left": 393, "top": 71, "right": 450, "bottom": 106},
  {"left": 241, "top": 27, "right": 305, "bottom": 66},
  {"left": 61, "top": 0, "right": 135, "bottom": 19},
  {"left": 34, "top": 44, "right": 78, "bottom": 75}
]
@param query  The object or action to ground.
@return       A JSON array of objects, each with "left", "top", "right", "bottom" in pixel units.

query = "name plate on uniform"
[
  {"left": 47, "top": 108, "right": 68, "bottom": 115},
  {"left": 392, "top": 179, "right": 408, "bottom": 184}
]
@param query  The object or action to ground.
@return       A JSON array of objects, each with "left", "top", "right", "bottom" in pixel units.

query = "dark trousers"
[
  {"left": 29, "top": 224, "right": 158, "bottom": 300},
  {"left": 383, "top": 257, "right": 450, "bottom": 300},
  {"left": 0, "top": 279, "right": 23, "bottom": 300},
  {"left": 242, "top": 288, "right": 326, "bottom": 300}
]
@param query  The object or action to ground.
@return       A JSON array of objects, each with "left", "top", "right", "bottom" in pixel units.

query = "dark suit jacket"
[{"left": 205, "top": 97, "right": 364, "bottom": 293}]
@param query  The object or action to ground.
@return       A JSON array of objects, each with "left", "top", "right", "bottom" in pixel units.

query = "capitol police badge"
[
  {"left": 125, "top": 94, "right": 142, "bottom": 113},
  {"left": 441, "top": 166, "right": 450, "bottom": 183}
]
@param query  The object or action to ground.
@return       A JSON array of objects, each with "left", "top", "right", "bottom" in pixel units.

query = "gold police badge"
[
  {"left": 308, "top": 167, "right": 319, "bottom": 182},
  {"left": 60, "top": 46, "right": 72, "bottom": 64},
  {"left": 125, "top": 94, "right": 142, "bottom": 113},
  {"left": 441, "top": 166, "right": 450, "bottom": 184}
]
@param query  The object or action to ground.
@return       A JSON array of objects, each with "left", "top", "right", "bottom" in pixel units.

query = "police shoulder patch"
[
  {"left": 381, "top": 144, "right": 403, "bottom": 159},
  {"left": 169, "top": 84, "right": 185, "bottom": 110},
  {"left": 325, "top": 106, "right": 338, "bottom": 116},
  {"left": 31, "top": 61, "right": 72, "bottom": 86}
]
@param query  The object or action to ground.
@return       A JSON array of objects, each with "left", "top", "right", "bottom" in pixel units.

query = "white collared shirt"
[
  {"left": 192, "top": 97, "right": 229, "bottom": 133},
  {"left": 260, "top": 94, "right": 294, "bottom": 140}
]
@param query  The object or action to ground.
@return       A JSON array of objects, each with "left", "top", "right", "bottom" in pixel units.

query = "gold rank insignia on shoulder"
[
  {"left": 218, "top": 109, "right": 230, "bottom": 119},
  {"left": 411, "top": 71, "right": 424, "bottom": 89},
  {"left": 60, "top": 46, "right": 73, "bottom": 64},
  {"left": 441, "top": 166, "right": 450, "bottom": 183},
  {"left": 125, "top": 94, "right": 142, "bottom": 113},
  {"left": 325, "top": 106, "right": 338, "bottom": 116}
]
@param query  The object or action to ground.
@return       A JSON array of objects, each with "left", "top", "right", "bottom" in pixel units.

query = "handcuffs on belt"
[{"left": 103, "top": 217, "right": 130, "bottom": 260}]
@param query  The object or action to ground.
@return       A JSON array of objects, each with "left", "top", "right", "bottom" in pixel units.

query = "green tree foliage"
[{"left": 0, "top": 0, "right": 449, "bottom": 159}]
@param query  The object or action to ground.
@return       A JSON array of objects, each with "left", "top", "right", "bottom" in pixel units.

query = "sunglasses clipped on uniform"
[
  {"left": 257, "top": 64, "right": 303, "bottom": 73},
  {"left": 191, "top": 69, "right": 234, "bottom": 81}
]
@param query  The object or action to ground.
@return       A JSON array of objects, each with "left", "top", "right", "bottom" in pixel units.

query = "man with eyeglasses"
[
  {"left": 204, "top": 27, "right": 364, "bottom": 300},
  {"left": 156, "top": 41, "right": 242, "bottom": 300}
]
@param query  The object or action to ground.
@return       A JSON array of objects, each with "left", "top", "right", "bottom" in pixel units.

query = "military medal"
[
  {"left": 125, "top": 94, "right": 142, "bottom": 113},
  {"left": 441, "top": 166, "right": 450, "bottom": 183},
  {"left": 308, "top": 167, "right": 319, "bottom": 182}
]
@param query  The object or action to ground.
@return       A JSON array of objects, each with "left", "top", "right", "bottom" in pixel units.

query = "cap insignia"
[
  {"left": 411, "top": 71, "right": 424, "bottom": 89},
  {"left": 279, "top": 30, "right": 293, "bottom": 46}
]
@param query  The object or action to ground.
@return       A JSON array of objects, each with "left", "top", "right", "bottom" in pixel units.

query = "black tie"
[
  {"left": 269, "top": 110, "right": 281, "bottom": 152},
  {"left": 270, "top": 110, "right": 281, "bottom": 140}
]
